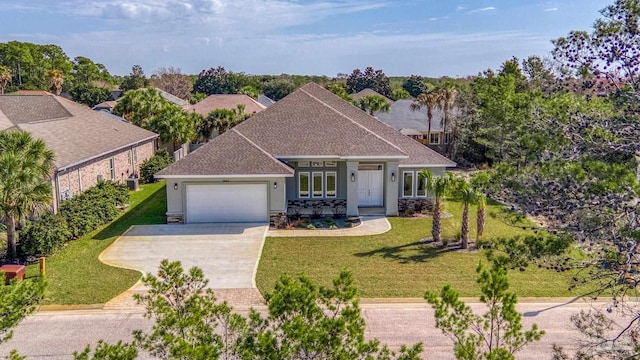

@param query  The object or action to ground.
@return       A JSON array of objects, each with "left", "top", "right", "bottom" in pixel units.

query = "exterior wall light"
[
  {"left": 273, "top": 182, "right": 278, "bottom": 189},
  {"left": 173, "top": 183, "right": 178, "bottom": 190},
  {"left": 351, "top": 172, "right": 356, "bottom": 182},
  {"left": 391, "top": 172, "right": 396, "bottom": 182}
]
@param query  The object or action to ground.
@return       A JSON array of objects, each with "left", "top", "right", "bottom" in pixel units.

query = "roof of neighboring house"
[
  {"left": 0, "top": 94, "right": 159, "bottom": 170},
  {"left": 350, "top": 88, "right": 394, "bottom": 105},
  {"left": 157, "top": 83, "right": 454, "bottom": 177},
  {"left": 257, "top": 94, "right": 276, "bottom": 107},
  {"left": 186, "top": 94, "right": 266, "bottom": 117},
  {"left": 374, "top": 99, "right": 452, "bottom": 133},
  {"left": 14, "top": 90, "right": 52, "bottom": 95},
  {"left": 400, "top": 128, "right": 424, "bottom": 137},
  {"left": 155, "top": 88, "right": 189, "bottom": 107},
  {"left": 92, "top": 100, "right": 118, "bottom": 111}
]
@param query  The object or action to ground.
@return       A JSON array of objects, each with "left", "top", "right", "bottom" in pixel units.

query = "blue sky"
[{"left": 0, "top": 0, "right": 611, "bottom": 77}]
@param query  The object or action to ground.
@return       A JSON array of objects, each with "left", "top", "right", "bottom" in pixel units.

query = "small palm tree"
[
  {"left": 357, "top": 95, "right": 390, "bottom": 115},
  {"left": 476, "top": 193, "right": 487, "bottom": 241},
  {"left": 411, "top": 92, "right": 442, "bottom": 144},
  {"left": 439, "top": 86, "right": 457, "bottom": 148},
  {"left": 452, "top": 178, "right": 477, "bottom": 249},
  {"left": 0, "top": 131, "right": 55, "bottom": 259},
  {"left": 0, "top": 65, "right": 11, "bottom": 94},
  {"left": 419, "top": 170, "right": 452, "bottom": 243},
  {"left": 47, "top": 69, "right": 64, "bottom": 95},
  {"left": 145, "top": 106, "right": 196, "bottom": 151}
]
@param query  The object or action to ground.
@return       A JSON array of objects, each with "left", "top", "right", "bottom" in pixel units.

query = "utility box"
[
  {"left": 126, "top": 178, "right": 139, "bottom": 191},
  {"left": 0, "top": 264, "right": 25, "bottom": 285}
]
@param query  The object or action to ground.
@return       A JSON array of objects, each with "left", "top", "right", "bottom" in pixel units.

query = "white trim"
[
  {"left": 312, "top": 171, "right": 324, "bottom": 198},
  {"left": 275, "top": 155, "right": 341, "bottom": 159},
  {"left": 325, "top": 171, "right": 337, "bottom": 198},
  {"left": 299, "top": 172, "right": 310, "bottom": 198},
  {"left": 341, "top": 155, "right": 408, "bottom": 160},
  {"left": 156, "top": 174, "right": 294, "bottom": 179},
  {"left": 402, "top": 171, "right": 414, "bottom": 198},
  {"left": 275, "top": 155, "right": 409, "bottom": 160},
  {"left": 399, "top": 164, "right": 456, "bottom": 168}
]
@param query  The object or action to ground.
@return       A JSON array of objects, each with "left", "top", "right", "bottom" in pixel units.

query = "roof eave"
[{"left": 155, "top": 173, "right": 295, "bottom": 179}]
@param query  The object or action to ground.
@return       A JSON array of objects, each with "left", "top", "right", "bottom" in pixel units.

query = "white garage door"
[{"left": 185, "top": 183, "right": 268, "bottom": 223}]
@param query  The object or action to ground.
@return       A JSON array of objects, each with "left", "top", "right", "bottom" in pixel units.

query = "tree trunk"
[
  {"left": 427, "top": 110, "right": 433, "bottom": 145},
  {"left": 477, "top": 205, "right": 486, "bottom": 241},
  {"left": 461, "top": 202, "right": 469, "bottom": 249},
  {"left": 432, "top": 197, "right": 441, "bottom": 242},
  {"left": 6, "top": 215, "right": 17, "bottom": 259}
]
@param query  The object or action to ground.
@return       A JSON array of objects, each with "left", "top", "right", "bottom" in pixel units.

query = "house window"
[
  {"left": 325, "top": 172, "right": 337, "bottom": 198},
  {"left": 417, "top": 174, "right": 427, "bottom": 197},
  {"left": 430, "top": 133, "right": 441, "bottom": 145},
  {"left": 312, "top": 172, "right": 323, "bottom": 198},
  {"left": 109, "top": 158, "right": 115, "bottom": 180},
  {"left": 299, "top": 172, "right": 310, "bottom": 198},
  {"left": 444, "top": 133, "right": 452, "bottom": 144},
  {"left": 403, "top": 172, "right": 413, "bottom": 197}
]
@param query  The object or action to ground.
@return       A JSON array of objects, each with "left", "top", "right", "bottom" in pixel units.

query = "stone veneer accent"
[
  {"left": 270, "top": 213, "right": 288, "bottom": 228},
  {"left": 287, "top": 199, "right": 347, "bottom": 216},
  {"left": 397, "top": 198, "right": 433, "bottom": 213}
]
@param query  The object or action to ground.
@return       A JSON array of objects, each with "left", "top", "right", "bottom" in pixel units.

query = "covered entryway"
[
  {"left": 185, "top": 183, "right": 268, "bottom": 223},
  {"left": 357, "top": 164, "right": 384, "bottom": 206}
]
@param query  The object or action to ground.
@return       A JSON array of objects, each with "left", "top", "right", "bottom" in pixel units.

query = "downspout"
[
  {"left": 78, "top": 167, "right": 82, "bottom": 192},
  {"left": 54, "top": 171, "right": 61, "bottom": 214}
]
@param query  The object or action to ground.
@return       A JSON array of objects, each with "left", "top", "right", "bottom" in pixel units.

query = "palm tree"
[
  {"left": 0, "top": 66, "right": 11, "bottom": 94},
  {"left": 145, "top": 105, "right": 196, "bottom": 151},
  {"left": 112, "top": 88, "right": 166, "bottom": 126},
  {"left": 419, "top": 170, "right": 452, "bottom": 243},
  {"left": 0, "top": 131, "right": 55, "bottom": 259},
  {"left": 410, "top": 92, "right": 442, "bottom": 144},
  {"left": 476, "top": 193, "right": 487, "bottom": 242},
  {"left": 357, "top": 95, "right": 390, "bottom": 115},
  {"left": 47, "top": 69, "right": 64, "bottom": 95},
  {"left": 452, "top": 178, "right": 476, "bottom": 249},
  {"left": 439, "top": 86, "right": 457, "bottom": 149}
]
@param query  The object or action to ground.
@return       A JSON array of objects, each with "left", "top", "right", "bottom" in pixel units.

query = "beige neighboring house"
[
  {"left": 0, "top": 94, "right": 159, "bottom": 212},
  {"left": 156, "top": 83, "right": 455, "bottom": 225},
  {"left": 186, "top": 94, "right": 266, "bottom": 117}
]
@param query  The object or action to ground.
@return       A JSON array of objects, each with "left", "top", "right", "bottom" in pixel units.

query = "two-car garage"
[{"left": 184, "top": 183, "right": 269, "bottom": 223}]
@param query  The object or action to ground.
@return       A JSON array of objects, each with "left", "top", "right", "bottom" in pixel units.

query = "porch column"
[
  {"left": 346, "top": 161, "right": 359, "bottom": 216},
  {"left": 386, "top": 161, "right": 399, "bottom": 216}
]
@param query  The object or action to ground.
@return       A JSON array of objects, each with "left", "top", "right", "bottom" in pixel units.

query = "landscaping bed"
[{"left": 272, "top": 216, "right": 361, "bottom": 230}]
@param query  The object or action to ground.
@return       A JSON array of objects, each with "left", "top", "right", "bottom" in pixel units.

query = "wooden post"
[{"left": 39, "top": 257, "right": 46, "bottom": 276}]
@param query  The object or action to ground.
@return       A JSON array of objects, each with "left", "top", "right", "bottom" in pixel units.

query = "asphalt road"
[{"left": 0, "top": 300, "right": 627, "bottom": 359}]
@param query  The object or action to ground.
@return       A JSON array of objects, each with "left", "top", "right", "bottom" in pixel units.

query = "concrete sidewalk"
[{"left": 266, "top": 216, "right": 391, "bottom": 237}]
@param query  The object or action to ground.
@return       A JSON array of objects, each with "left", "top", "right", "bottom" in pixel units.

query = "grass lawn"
[
  {"left": 257, "top": 198, "right": 577, "bottom": 298},
  {"left": 25, "top": 182, "right": 167, "bottom": 305}
]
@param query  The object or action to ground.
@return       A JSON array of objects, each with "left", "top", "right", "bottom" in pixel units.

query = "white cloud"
[
  {"left": 468, "top": 6, "right": 495, "bottom": 14},
  {"left": 545, "top": 7, "right": 558, "bottom": 12}
]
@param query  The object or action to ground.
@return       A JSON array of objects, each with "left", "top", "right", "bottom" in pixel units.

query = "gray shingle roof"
[
  {"left": 257, "top": 94, "right": 276, "bottom": 107},
  {"left": 375, "top": 99, "right": 454, "bottom": 133},
  {"left": 156, "top": 129, "right": 294, "bottom": 177},
  {"left": 156, "top": 83, "right": 454, "bottom": 176},
  {"left": 0, "top": 95, "right": 158, "bottom": 169}
]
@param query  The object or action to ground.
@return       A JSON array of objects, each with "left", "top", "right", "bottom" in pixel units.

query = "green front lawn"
[
  {"left": 257, "top": 199, "right": 577, "bottom": 298},
  {"left": 25, "top": 182, "right": 167, "bottom": 305}
]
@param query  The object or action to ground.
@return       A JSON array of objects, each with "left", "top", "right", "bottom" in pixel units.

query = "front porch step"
[{"left": 358, "top": 207, "right": 385, "bottom": 216}]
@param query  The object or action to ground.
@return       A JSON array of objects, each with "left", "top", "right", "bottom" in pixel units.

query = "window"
[
  {"left": 325, "top": 172, "right": 336, "bottom": 198},
  {"left": 311, "top": 161, "right": 324, "bottom": 167},
  {"left": 312, "top": 172, "right": 323, "bottom": 197},
  {"left": 417, "top": 174, "right": 427, "bottom": 197},
  {"left": 444, "top": 133, "right": 452, "bottom": 145},
  {"left": 430, "top": 133, "right": 441, "bottom": 145},
  {"left": 299, "top": 172, "right": 310, "bottom": 198},
  {"left": 403, "top": 172, "right": 413, "bottom": 197},
  {"left": 109, "top": 158, "right": 115, "bottom": 180}
]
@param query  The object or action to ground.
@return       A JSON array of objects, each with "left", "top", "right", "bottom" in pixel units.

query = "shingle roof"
[
  {"left": 157, "top": 83, "right": 454, "bottom": 176},
  {"left": 0, "top": 95, "right": 158, "bottom": 169},
  {"left": 156, "top": 129, "right": 294, "bottom": 177},
  {"left": 257, "top": 94, "right": 276, "bottom": 107},
  {"left": 186, "top": 94, "right": 266, "bottom": 117},
  {"left": 375, "top": 99, "right": 454, "bottom": 133},
  {"left": 156, "top": 88, "right": 189, "bottom": 107},
  {"left": 350, "top": 88, "right": 394, "bottom": 105}
]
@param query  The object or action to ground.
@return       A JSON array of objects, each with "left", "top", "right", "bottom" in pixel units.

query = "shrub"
[
  {"left": 140, "top": 149, "right": 174, "bottom": 183},
  {"left": 18, "top": 213, "right": 71, "bottom": 257}
]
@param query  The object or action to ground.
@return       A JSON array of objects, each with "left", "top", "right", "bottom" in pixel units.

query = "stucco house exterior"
[
  {"left": 156, "top": 83, "right": 455, "bottom": 224},
  {"left": 0, "top": 94, "right": 158, "bottom": 212}
]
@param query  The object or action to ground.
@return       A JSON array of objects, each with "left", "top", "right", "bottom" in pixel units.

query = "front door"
[{"left": 358, "top": 168, "right": 384, "bottom": 207}]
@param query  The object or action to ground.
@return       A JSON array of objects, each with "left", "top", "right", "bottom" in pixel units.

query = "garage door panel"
[{"left": 186, "top": 184, "right": 268, "bottom": 223}]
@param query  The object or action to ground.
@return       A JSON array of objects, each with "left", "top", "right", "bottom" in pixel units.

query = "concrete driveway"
[{"left": 100, "top": 223, "right": 268, "bottom": 290}]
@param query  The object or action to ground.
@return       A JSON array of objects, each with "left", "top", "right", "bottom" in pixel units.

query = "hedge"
[{"left": 140, "top": 149, "right": 174, "bottom": 184}]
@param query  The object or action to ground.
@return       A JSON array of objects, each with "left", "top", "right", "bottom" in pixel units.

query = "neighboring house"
[
  {"left": 350, "top": 88, "right": 394, "bottom": 105},
  {"left": 92, "top": 100, "right": 118, "bottom": 112},
  {"left": 186, "top": 94, "right": 266, "bottom": 117},
  {"left": 374, "top": 99, "right": 455, "bottom": 153},
  {"left": 156, "top": 83, "right": 455, "bottom": 224},
  {"left": 0, "top": 94, "right": 159, "bottom": 212},
  {"left": 92, "top": 88, "right": 188, "bottom": 112},
  {"left": 257, "top": 94, "right": 276, "bottom": 108}
]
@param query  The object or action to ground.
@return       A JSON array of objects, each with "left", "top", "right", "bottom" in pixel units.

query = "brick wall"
[{"left": 56, "top": 140, "right": 155, "bottom": 201}]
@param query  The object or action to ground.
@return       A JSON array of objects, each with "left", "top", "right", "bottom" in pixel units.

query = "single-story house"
[
  {"left": 186, "top": 94, "right": 266, "bottom": 117},
  {"left": 374, "top": 99, "right": 458, "bottom": 154},
  {"left": 0, "top": 94, "right": 159, "bottom": 212},
  {"left": 350, "top": 88, "right": 394, "bottom": 105},
  {"left": 155, "top": 83, "right": 455, "bottom": 224}
]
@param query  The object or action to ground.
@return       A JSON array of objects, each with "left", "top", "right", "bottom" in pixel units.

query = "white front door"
[{"left": 357, "top": 170, "right": 384, "bottom": 206}]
